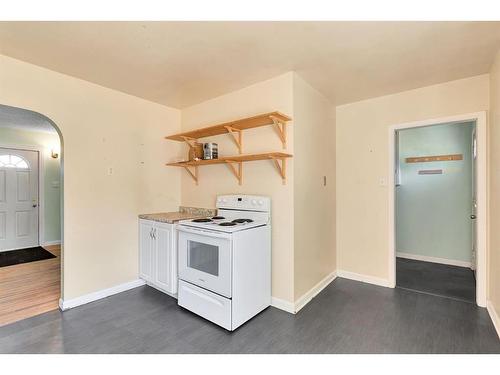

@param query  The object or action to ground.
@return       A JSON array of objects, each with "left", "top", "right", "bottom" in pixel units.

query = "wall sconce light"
[{"left": 51, "top": 149, "right": 59, "bottom": 159}]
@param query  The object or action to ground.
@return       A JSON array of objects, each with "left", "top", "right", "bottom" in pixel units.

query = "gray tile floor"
[
  {"left": 0, "top": 278, "right": 499, "bottom": 353},
  {"left": 396, "top": 257, "right": 476, "bottom": 302}
]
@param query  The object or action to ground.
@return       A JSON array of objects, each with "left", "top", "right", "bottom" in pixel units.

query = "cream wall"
[
  {"left": 489, "top": 51, "right": 500, "bottom": 315},
  {"left": 293, "top": 74, "right": 336, "bottom": 300},
  {"left": 0, "top": 55, "right": 182, "bottom": 300},
  {"left": 336, "top": 75, "right": 489, "bottom": 280},
  {"left": 179, "top": 73, "right": 295, "bottom": 303}
]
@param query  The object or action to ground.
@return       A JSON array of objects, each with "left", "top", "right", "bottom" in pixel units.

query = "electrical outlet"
[{"left": 107, "top": 167, "right": 113, "bottom": 176}]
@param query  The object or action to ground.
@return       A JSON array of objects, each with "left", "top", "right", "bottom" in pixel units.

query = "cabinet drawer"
[{"left": 178, "top": 280, "right": 231, "bottom": 330}]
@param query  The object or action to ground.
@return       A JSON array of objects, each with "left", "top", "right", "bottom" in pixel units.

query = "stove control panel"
[{"left": 216, "top": 195, "right": 270, "bottom": 212}]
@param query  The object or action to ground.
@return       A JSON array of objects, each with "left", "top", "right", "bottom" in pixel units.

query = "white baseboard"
[
  {"left": 41, "top": 240, "right": 61, "bottom": 246},
  {"left": 271, "top": 297, "right": 295, "bottom": 314},
  {"left": 337, "top": 269, "right": 392, "bottom": 288},
  {"left": 294, "top": 271, "right": 337, "bottom": 313},
  {"left": 487, "top": 300, "right": 500, "bottom": 340},
  {"left": 271, "top": 271, "right": 337, "bottom": 314},
  {"left": 59, "top": 279, "right": 146, "bottom": 311},
  {"left": 397, "top": 251, "right": 472, "bottom": 268}
]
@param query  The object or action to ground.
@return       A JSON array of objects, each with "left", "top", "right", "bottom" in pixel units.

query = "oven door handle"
[{"left": 176, "top": 225, "right": 232, "bottom": 239}]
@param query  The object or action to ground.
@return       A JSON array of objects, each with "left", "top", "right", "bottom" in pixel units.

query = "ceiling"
[
  {"left": 0, "top": 21, "right": 499, "bottom": 108},
  {"left": 0, "top": 104, "right": 57, "bottom": 133}
]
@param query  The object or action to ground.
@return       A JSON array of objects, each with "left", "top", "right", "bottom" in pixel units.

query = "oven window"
[{"left": 187, "top": 240, "right": 219, "bottom": 276}]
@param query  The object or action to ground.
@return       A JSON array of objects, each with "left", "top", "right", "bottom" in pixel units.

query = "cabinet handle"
[
  {"left": 153, "top": 228, "right": 157, "bottom": 239},
  {"left": 150, "top": 228, "right": 153, "bottom": 239}
]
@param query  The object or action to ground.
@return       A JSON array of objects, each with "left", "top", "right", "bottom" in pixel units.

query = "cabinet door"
[
  {"left": 139, "top": 220, "right": 154, "bottom": 282},
  {"left": 154, "top": 223, "right": 173, "bottom": 293}
]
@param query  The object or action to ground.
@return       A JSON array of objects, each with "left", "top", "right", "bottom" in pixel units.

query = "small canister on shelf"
[{"left": 203, "top": 142, "right": 218, "bottom": 160}]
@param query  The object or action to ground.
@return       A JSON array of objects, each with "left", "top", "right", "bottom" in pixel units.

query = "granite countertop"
[{"left": 139, "top": 206, "right": 216, "bottom": 224}]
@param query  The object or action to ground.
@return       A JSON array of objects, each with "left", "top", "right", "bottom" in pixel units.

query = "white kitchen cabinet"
[
  {"left": 139, "top": 220, "right": 154, "bottom": 282},
  {"left": 139, "top": 219, "right": 177, "bottom": 296}
]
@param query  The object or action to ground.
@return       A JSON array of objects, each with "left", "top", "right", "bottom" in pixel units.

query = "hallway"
[
  {"left": 0, "top": 245, "right": 60, "bottom": 326},
  {"left": 396, "top": 257, "right": 476, "bottom": 303}
]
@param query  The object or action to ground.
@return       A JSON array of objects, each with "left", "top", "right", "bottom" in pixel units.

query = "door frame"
[
  {"left": 388, "top": 111, "right": 487, "bottom": 307},
  {"left": 0, "top": 143, "right": 46, "bottom": 247}
]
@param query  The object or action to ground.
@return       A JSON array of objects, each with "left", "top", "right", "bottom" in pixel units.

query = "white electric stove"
[{"left": 176, "top": 195, "right": 271, "bottom": 331}]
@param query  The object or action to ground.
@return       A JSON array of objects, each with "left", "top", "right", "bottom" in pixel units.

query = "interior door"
[
  {"left": 471, "top": 128, "right": 478, "bottom": 272},
  {"left": 0, "top": 148, "right": 39, "bottom": 252}
]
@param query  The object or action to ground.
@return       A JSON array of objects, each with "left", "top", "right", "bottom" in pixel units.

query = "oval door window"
[{"left": 0, "top": 154, "right": 30, "bottom": 169}]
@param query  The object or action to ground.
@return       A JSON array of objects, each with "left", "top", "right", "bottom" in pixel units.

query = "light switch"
[{"left": 379, "top": 177, "right": 387, "bottom": 186}]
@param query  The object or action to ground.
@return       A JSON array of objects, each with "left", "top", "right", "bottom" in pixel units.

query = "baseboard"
[
  {"left": 397, "top": 251, "right": 472, "bottom": 268},
  {"left": 41, "top": 240, "right": 61, "bottom": 246},
  {"left": 271, "top": 297, "right": 295, "bottom": 314},
  {"left": 487, "top": 300, "right": 500, "bottom": 340},
  {"left": 294, "top": 271, "right": 337, "bottom": 313},
  {"left": 337, "top": 269, "right": 392, "bottom": 288},
  {"left": 59, "top": 279, "right": 146, "bottom": 311}
]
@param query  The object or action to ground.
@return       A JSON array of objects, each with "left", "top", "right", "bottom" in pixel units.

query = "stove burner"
[
  {"left": 219, "top": 222, "right": 237, "bottom": 226},
  {"left": 192, "top": 218, "right": 212, "bottom": 223},
  {"left": 212, "top": 216, "right": 225, "bottom": 220},
  {"left": 231, "top": 218, "right": 254, "bottom": 224}
]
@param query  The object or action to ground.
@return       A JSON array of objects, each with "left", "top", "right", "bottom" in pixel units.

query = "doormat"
[{"left": 0, "top": 247, "right": 56, "bottom": 268}]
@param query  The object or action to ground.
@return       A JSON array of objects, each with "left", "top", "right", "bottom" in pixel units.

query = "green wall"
[
  {"left": 0, "top": 127, "right": 61, "bottom": 243},
  {"left": 396, "top": 121, "right": 474, "bottom": 263}
]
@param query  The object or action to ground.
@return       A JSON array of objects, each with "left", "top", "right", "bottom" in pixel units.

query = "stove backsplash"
[{"left": 179, "top": 206, "right": 217, "bottom": 217}]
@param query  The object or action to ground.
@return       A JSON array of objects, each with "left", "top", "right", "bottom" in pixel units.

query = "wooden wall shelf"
[
  {"left": 166, "top": 152, "right": 292, "bottom": 185},
  {"left": 405, "top": 154, "right": 463, "bottom": 163},
  {"left": 165, "top": 112, "right": 292, "bottom": 153}
]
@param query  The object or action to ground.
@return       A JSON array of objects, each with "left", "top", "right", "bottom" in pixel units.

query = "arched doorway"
[{"left": 0, "top": 104, "right": 64, "bottom": 326}]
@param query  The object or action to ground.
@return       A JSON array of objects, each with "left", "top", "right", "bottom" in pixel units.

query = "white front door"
[{"left": 0, "top": 148, "right": 39, "bottom": 251}]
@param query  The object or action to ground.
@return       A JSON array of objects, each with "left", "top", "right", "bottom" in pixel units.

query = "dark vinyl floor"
[
  {"left": 396, "top": 257, "right": 476, "bottom": 303},
  {"left": 0, "top": 278, "right": 498, "bottom": 354}
]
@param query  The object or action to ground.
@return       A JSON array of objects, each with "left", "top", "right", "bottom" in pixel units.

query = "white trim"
[
  {"left": 294, "top": 271, "right": 337, "bottom": 313},
  {"left": 271, "top": 271, "right": 338, "bottom": 314},
  {"left": 388, "top": 112, "right": 487, "bottom": 307},
  {"left": 271, "top": 297, "right": 295, "bottom": 314},
  {"left": 396, "top": 252, "right": 472, "bottom": 268},
  {"left": 337, "top": 269, "right": 392, "bottom": 288},
  {"left": 59, "top": 279, "right": 146, "bottom": 311},
  {"left": 42, "top": 240, "right": 61, "bottom": 246},
  {"left": 487, "top": 301, "right": 500, "bottom": 340}
]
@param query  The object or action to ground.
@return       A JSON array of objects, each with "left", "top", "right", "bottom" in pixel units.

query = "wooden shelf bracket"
[
  {"left": 271, "top": 156, "right": 287, "bottom": 185},
  {"left": 180, "top": 136, "right": 198, "bottom": 151},
  {"left": 270, "top": 115, "right": 287, "bottom": 149},
  {"left": 225, "top": 161, "right": 243, "bottom": 185},
  {"left": 183, "top": 166, "right": 198, "bottom": 185},
  {"left": 224, "top": 126, "right": 243, "bottom": 154}
]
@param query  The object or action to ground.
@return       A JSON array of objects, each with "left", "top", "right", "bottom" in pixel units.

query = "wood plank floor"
[
  {"left": 0, "top": 245, "right": 60, "bottom": 327},
  {"left": 0, "top": 279, "right": 498, "bottom": 353}
]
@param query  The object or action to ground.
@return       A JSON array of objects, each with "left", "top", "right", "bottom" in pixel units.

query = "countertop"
[{"left": 139, "top": 206, "right": 216, "bottom": 224}]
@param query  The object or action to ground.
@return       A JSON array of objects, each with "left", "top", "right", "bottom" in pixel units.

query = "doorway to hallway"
[
  {"left": 0, "top": 104, "right": 63, "bottom": 326},
  {"left": 388, "top": 112, "right": 486, "bottom": 306}
]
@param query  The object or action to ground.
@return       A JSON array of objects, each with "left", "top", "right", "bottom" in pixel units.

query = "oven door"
[{"left": 178, "top": 226, "right": 232, "bottom": 298}]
